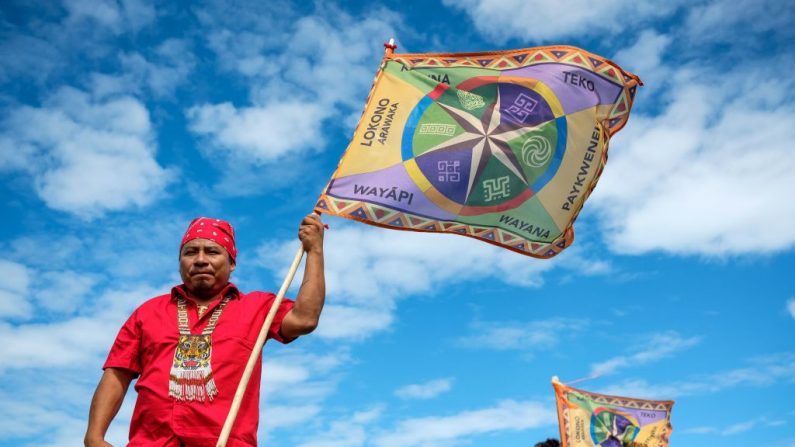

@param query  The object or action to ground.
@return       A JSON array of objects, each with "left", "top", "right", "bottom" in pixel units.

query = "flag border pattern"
[
  {"left": 552, "top": 380, "right": 674, "bottom": 447},
  {"left": 316, "top": 45, "right": 641, "bottom": 259}
]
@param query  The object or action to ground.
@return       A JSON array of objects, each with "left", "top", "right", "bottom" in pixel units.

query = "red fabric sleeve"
[
  {"left": 103, "top": 308, "right": 143, "bottom": 374},
  {"left": 267, "top": 296, "right": 295, "bottom": 344}
]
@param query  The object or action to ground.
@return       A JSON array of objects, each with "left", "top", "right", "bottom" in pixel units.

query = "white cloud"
[
  {"left": 787, "top": 298, "right": 795, "bottom": 319},
  {"left": 0, "top": 284, "right": 160, "bottom": 372},
  {"left": 0, "top": 32, "right": 60, "bottom": 83},
  {"left": 0, "top": 260, "right": 33, "bottom": 319},
  {"left": 683, "top": 0, "right": 795, "bottom": 46},
  {"left": 681, "top": 418, "right": 786, "bottom": 436},
  {"left": 441, "top": 0, "right": 684, "bottom": 43},
  {"left": 34, "top": 271, "right": 98, "bottom": 315},
  {"left": 599, "top": 352, "right": 795, "bottom": 399},
  {"left": 589, "top": 331, "right": 700, "bottom": 376},
  {"left": 63, "top": 0, "right": 155, "bottom": 34},
  {"left": 373, "top": 400, "right": 556, "bottom": 447},
  {"left": 314, "top": 304, "right": 394, "bottom": 340},
  {"left": 395, "top": 378, "right": 454, "bottom": 400},
  {"left": 262, "top": 404, "right": 322, "bottom": 433},
  {"left": 0, "top": 316, "right": 105, "bottom": 369},
  {"left": 259, "top": 349, "right": 360, "bottom": 444},
  {"left": 682, "top": 426, "right": 717, "bottom": 434},
  {"left": 296, "top": 406, "right": 383, "bottom": 447},
  {"left": 262, "top": 349, "right": 350, "bottom": 402},
  {"left": 0, "top": 368, "right": 135, "bottom": 447},
  {"left": 92, "top": 39, "right": 195, "bottom": 99},
  {"left": 187, "top": 5, "right": 401, "bottom": 168},
  {"left": 4, "top": 214, "right": 185, "bottom": 283},
  {"left": 457, "top": 318, "right": 584, "bottom": 351},
  {"left": 724, "top": 419, "right": 756, "bottom": 435},
  {"left": 612, "top": 30, "right": 672, "bottom": 92},
  {"left": 1, "top": 87, "right": 173, "bottom": 217},
  {"left": 187, "top": 101, "right": 330, "bottom": 163},
  {"left": 591, "top": 65, "right": 795, "bottom": 256}
]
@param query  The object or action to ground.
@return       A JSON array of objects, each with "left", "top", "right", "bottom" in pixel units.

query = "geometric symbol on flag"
[
  {"left": 419, "top": 123, "right": 456, "bottom": 136},
  {"left": 551, "top": 50, "right": 568, "bottom": 59},
  {"left": 478, "top": 59, "right": 493, "bottom": 67},
  {"left": 409, "top": 216, "right": 425, "bottom": 226},
  {"left": 513, "top": 54, "right": 528, "bottom": 63},
  {"left": 505, "top": 93, "right": 539, "bottom": 123},
  {"left": 483, "top": 176, "right": 511, "bottom": 202},
  {"left": 437, "top": 160, "right": 461, "bottom": 182},
  {"left": 589, "top": 57, "right": 603, "bottom": 68},
  {"left": 456, "top": 90, "right": 485, "bottom": 110},
  {"left": 521, "top": 135, "right": 552, "bottom": 167},
  {"left": 388, "top": 217, "right": 404, "bottom": 227},
  {"left": 351, "top": 207, "right": 367, "bottom": 219}
]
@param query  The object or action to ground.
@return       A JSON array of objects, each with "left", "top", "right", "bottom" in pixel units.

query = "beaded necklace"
[{"left": 168, "top": 295, "right": 231, "bottom": 402}]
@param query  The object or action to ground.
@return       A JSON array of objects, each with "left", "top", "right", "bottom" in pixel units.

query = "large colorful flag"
[
  {"left": 316, "top": 44, "right": 641, "bottom": 258},
  {"left": 552, "top": 378, "right": 674, "bottom": 447}
]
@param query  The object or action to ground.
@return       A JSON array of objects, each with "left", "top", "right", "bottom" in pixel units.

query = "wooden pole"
[{"left": 216, "top": 243, "right": 305, "bottom": 447}]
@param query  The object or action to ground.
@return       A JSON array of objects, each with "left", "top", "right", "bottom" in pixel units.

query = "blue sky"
[{"left": 1, "top": 0, "right": 794, "bottom": 446}]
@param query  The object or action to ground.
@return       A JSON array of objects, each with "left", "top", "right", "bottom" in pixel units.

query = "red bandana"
[{"left": 180, "top": 217, "right": 237, "bottom": 262}]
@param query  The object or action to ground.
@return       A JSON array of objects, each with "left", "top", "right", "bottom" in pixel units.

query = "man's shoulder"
[
  {"left": 238, "top": 290, "right": 277, "bottom": 302},
  {"left": 236, "top": 290, "right": 295, "bottom": 311},
  {"left": 135, "top": 292, "right": 173, "bottom": 312}
]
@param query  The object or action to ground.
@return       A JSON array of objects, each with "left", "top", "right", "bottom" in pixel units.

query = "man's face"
[{"left": 179, "top": 238, "right": 235, "bottom": 298}]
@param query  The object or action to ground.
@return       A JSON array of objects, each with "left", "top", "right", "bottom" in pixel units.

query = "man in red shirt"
[{"left": 85, "top": 214, "right": 326, "bottom": 447}]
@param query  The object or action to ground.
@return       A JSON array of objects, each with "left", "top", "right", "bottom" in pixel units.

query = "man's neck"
[
  {"left": 182, "top": 284, "right": 229, "bottom": 305},
  {"left": 188, "top": 294, "right": 222, "bottom": 306}
]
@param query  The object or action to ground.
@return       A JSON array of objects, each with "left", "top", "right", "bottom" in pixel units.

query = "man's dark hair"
[{"left": 534, "top": 439, "right": 560, "bottom": 447}]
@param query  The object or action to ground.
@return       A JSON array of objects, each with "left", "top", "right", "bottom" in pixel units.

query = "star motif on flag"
[{"left": 423, "top": 88, "right": 550, "bottom": 199}]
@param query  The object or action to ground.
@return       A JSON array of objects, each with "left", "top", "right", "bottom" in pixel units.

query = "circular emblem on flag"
[
  {"left": 589, "top": 407, "right": 641, "bottom": 447},
  {"left": 402, "top": 76, "right": 567, "bottom": 216}
]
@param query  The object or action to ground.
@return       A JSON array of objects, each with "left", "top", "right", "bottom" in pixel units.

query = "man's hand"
[{"left": 298, "top": 214, "right": 325, "bottom": 254}]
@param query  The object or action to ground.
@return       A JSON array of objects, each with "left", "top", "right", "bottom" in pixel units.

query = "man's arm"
[
  {"left": 84, "top": 367, "right": 137, "bottom": 447},
  {"left": 280, "top": 213, "right": 326, "bottom": 339}
]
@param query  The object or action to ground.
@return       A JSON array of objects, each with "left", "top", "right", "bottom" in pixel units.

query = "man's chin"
[{"left": 186, "top": 280, "right": 215, "bottom": 294}]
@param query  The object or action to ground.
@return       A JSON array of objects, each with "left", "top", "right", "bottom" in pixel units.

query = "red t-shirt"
[{"left": 104, "top": 283, "right": 294, "bottom": 447}]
